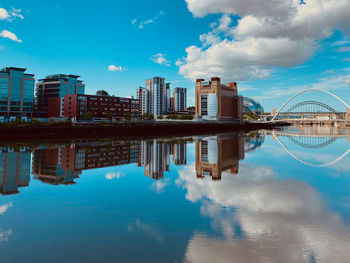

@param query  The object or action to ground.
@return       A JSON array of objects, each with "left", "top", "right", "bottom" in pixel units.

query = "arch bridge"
[{"left": 271, "top": 89, "right": 350, "bottom": 122}]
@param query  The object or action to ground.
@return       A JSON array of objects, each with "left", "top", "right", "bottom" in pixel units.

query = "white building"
[
  {"left": 137, "top": 87, "right": 149, "bottom": 115},
  {"left": 146, "top": 77, "right": 167, "bottom": 117},
  {"left": 173, "top": 87, "right": 187, "bottom": 112}
]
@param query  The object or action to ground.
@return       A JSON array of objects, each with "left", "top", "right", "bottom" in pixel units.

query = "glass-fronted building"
[
  {"left": 243, "top": 97, "right": 264, "bottom": 116},
  {"left": 0, "top": 67, "right": 35, "bottom": 121},
  {"left": 35, "top": 74, "right": 85, "bottom": 118}
]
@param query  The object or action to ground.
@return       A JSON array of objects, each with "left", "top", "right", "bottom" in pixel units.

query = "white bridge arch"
[{"left": 271, "top": 89, "right": 350, "bottom": 121}]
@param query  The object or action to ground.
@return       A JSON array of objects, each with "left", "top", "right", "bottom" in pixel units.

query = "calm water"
[{"left": 0, "top": 126, "right": 350, "bottom": 263}]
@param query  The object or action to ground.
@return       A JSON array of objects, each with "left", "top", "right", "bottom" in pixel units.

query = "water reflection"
[{"left": 0, "top": 127, "right": 349, "bottom": 262}]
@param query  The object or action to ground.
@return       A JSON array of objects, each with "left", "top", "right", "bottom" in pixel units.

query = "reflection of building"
[
  {"left": 0, "top": 147, "right": 31, "bottom": 195},
  {"left": 63, "top": 94, "right": 139, "bottom": 120},
  {"left": 244, "top": 132, "right": 265, "bottom": 153},
  {"left": 195, "top": 77, "right": 243, "bottom": 122},
  {"left": 0, "top": 67, "right": 35, "bottom": 122},
  {"left": 171, "top": 143, "right": 187, "bottom": 165},
  {"left": 32, "top": 141, "right": 140, "bottom": 185},
  {"left": 195, "top": 134, "right": 244, "bottom": 180},
  {"left": 35, "top": 74, "right": 85, "bottom": 118},
  {"left": 142, "top": 141, "right": 170, "bottom": 180}
]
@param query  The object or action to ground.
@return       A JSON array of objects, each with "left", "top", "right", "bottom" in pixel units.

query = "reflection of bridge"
[
  {"left": 271, "top": 89, "right": 350, "bottom": 124},
  {"left": 271, "top": 130, "right": 350, "bottom": 167}
]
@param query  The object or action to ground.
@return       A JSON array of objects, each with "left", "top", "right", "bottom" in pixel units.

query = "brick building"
[
  {"left": 195, "top": 77, "right": 243, "bottom": 122},
  {"left": 62, "top": 94, "right": 139, "bottom": 121}
]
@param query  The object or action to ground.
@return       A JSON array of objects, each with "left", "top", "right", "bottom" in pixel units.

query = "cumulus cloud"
[
  {"left": 132, "top": 11, "right": 165, "bottom": 29},
  {"left": 151, "top": 53, "right": 171, "bottom": 67},
  {"left": 179, "top": 0, "right": 350, "bottom": 81},
  {"left": 0, "top": 30, "right": 22, "bottom": 42},
  {"left": 0, "top": 7, "right": 23, "bottom": 21},
  {"left": 108, "top": 65, "right": 127, "bottom": 72},
  {"left": 178, "top": 162, "right": 350, "bottom": 263}
]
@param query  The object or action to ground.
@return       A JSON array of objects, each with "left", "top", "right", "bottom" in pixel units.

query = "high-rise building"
[
  {"left": 0, "top": 67, "right": 35, "bottom": 122},
  {"left": 35, "top": 74, "right": 85, "bottom": 118},
  {"left": 146, "top": 77, "right": 167, "bottom": 117},
  {"left": 173, "top": 88, "right": 187, "bottom": 112},
  {"left": 172, "top": 143, "right": 187, "bottom": 165},
  {"left": 0, "top": 147, "right": 31, "bottom": 195},
  {"left": 166, "top": 83, "right": 171, "bottom": 112},
  {"left": 137, "top": 87, "right": 149, "bottom": 115},
  {"left": 195, "top": 77, "right": 243, "bottom": 122}
]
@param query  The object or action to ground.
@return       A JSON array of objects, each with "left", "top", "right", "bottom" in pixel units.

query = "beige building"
[{"left": 195, "top": 77, "right": 243, "bottom": 122}]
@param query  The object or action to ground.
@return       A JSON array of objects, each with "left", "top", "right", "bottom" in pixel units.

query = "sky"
[{"left": 1, "top": 0, "right": 350, "bottom": 111}]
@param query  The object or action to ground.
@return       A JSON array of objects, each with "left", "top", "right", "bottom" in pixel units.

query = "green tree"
[
  {"left": 105, "top": 112, "right": 113, "bottom": 121},
  {"left": 96, "top": 90, "right": 109, "bottom": 96},
  {"left": 158, "top": 115, "right": 164, "bottom": 120},
  {"left": 84, "top": 112, "right": 93, "bottom": 120}
]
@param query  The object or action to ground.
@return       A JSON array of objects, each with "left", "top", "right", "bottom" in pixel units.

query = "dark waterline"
[{"left": 0, "top": 126, "right": 349, "bottom": 262}]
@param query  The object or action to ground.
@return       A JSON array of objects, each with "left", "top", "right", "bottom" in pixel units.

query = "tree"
[
  {"left": 84, "top": 112, "right": 93, "bottom": 120},
  {"left": 96, "top": 90, "right": 109, "bottom": 96},
  {"left": 105, "top": 112, "right": 113, "bottom": 121},
  {"left": 158, "top": 115, "right": 164, "bottom": 120},
  {"left": 125, "top": 113, "right": 132, "bottom": 121}
]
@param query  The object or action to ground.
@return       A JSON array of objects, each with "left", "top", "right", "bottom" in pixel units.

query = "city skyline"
[{"left": 0, "top": 0, "right": 350, "bottom": 111}]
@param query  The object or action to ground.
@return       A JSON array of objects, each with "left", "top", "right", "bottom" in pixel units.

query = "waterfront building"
[
  {"left": 166, "top": 83, "right": 171, "bottom": 112},
  {"left": 0, "top": 67, "right": 35, "bottom": 122},
  {"left": 146, "top": 77, "right": 167, "bottom": 117},
  {"left": 35, "top": 74, "right": 85, "bottom": 118},
  {"left": 63, "top": 94, "right": 139, "bottom": 121},
  {"left": 195, "top": 77, "right": 243, "bottom": 122},
  {"left": 0, "top": 147, "right": 31, "bottom": 195},
  {"left": 173, "top": 87, "right": 187, "bottom": 112},
  {"left": 243, "top": 97, "right": 264, "bottom": 116},
  {"left": 137, "top": 87, "right": 149, "bottom": 115},
  {"left": 195, "top": 134, "right": 244, "bottom": 180}
]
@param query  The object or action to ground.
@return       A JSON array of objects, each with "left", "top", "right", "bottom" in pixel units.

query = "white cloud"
[
  {"left": 175, "top": 59, "right": 183, "bottom": 67},
  {"left": 180, "top": 0, "right": 350, "bottom": 81},
  {"left": 128, "top": 219, "right": 164, "bottom": 242},
  {"left": 0, "top": 202, "right": 12, "bottom": 215},
  {"left": 0, "top": 230, "right": 12, "bottom": 242},
  {"left": 338, "top": 46, "right": 350, "bottom": 52},
  {"left": 0, "top": 8, "right": 9, "bottom": 20},
  {"left": 0, "top": 7, "right": 23, "bottom": 21},
  {"left": 133, "top": 11, "right": 166, "bottom": 29},
  {"left": 0, "top": 30, "right": 22, "bottom": 43},
  {"left": 105, "top": 172, "right": 124, "bottom": 180},
  {"left": 151, "top": 53, "right": 171, "bottom": 67},
  {"left": 108, "top": 65, "right": 127, "bottom": 72},
  {"left": 343, "top": 57, "right": 350, "bottom": 62}
]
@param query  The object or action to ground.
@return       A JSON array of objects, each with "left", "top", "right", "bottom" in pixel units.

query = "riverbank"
[{"left": 0, "top": 121, "right": 289, "bottom": 140}]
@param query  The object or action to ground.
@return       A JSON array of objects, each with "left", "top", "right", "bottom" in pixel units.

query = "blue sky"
[{"left": 1, "top": 0, "right": 350, "bottom": 111}]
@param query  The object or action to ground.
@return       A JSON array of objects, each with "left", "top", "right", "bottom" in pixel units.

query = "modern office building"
[
  {"left": 146, "top": 77, "right": 167, "bottom": 117},
  {"left": 195, "top": 77, "right": 243, "bottom": 122},
  {"left": 0, "top": 67, "right": 35, "bottom": 122},
  {"left": 171, "top": 143, "right": 187, "bottom": 165},
  {"left": 173, "top": 88, "right": 187, "bottom": 112},
  {"left": 0, "top": 147, "right": 31, "bottom": 195},
  {"left": 195, "top": 134, "right": 244, "bottom": 180},
  {"left": 137, "top": 87, "right": 149, "bottom": 115},
  {"left": 166, "top": 83, "right": 171, "bottom": 112},
  {"left": 35, "top": 74, "right": 85, "bottom": 118},
  {"left": 62, "top": 94, "right": 139, "bottom": 121}
]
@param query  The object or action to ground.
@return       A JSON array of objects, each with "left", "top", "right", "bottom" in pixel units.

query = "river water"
[{"left": 0, "top": 126, "right": 349, "bottom": 263}]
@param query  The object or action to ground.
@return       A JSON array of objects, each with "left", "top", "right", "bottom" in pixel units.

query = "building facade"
[
  {"left": 137, "top": 87, "right": 149, "bottom": 115},
  {"left": 63, "top": 94, "right": 139, "bottom": 121},
  {"left": 195, "top": 77, "right": 243, "bottom": 122},
  {"left": 173, "top": 87, "right": 187, "bottom": 112},
  {"left": 0, "top": 67, "right": 35, "bottom": 122},
  {"left": 35, "top": 74, "right": 85, "bottom": 118},
  {"left": 146, "top": 77, "right": 167, "bottom": 117}
]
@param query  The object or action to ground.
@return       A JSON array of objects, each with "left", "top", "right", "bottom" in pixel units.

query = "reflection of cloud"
[
  {"left": 0, "top": 202, "right": 13, "bottom": 215},
  {"left": 105, "top": 172, "right": 124, "bottom": 180},
  {"left": 0, "top": 230, "right": 12, "bottom": 242},
  {"left": 179, "top": 162, "right": 350, "bottom": 263},
  {"left": 128, "top": 219, "right": 164, "bottom": 242},
  {"left": 150, "top": 178, "right": 170, "bottom": 194}
]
